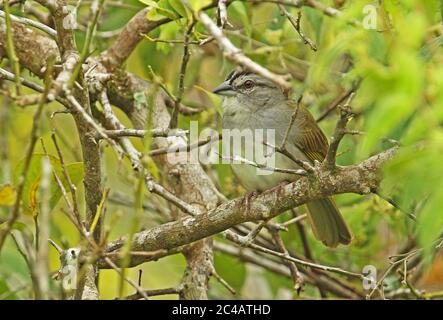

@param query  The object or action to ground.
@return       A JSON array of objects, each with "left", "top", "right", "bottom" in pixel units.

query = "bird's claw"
[{"left": 242, "top": 191, "right": 259, "bottom": 212}]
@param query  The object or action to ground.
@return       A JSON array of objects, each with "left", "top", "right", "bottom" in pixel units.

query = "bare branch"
[
  {"left": 99, "top": 8, "right": 169, "bottom": 70},
  {"left": 324, "top": 93, "right": 356, "bottom": 170},
  {"left": 278, "top": 7, "right": 317, "bottom": 51},
  {"left": 124, "top": 287, "right": 181, "bottom": 300},
  {"left": 34, "top": 156, "right": 51, "bottom": 300},
  {"left": 317, "top": 86, "right": 357, "bottom": 122},
  {"left": 270, "top": 229, "right": 304, "bottom": 293},
  {"left": 99, "top": 128, "right": 189, "bottom": 139},
  {"left": 0, "top": 57, "right": 54, "bottom": 251},
  {"left": 211, "top": 269, "right": 236, "bottom": 295},
  {"left": 217, "top": 0, "right": 230, "bottom": 28},
  {"left": 0, "top": 23, "right": 60, "bottom": 77},
  {"left": 170, "top": 19, "right": 196, "bottom": 128},
  {"left": 105, "top": 147, "right": 397, "bottom": 261},
  {"left": 2, "top": 0, "right": 21, "bottom": 95},
  {"left": 0, "top": 9, "right": 57, "bottom": 38},
  {"left": 214, "top": 241, "right": 362, "bottom": 299},
  {"left": 67, "top": 0, "right": 105, "bottom": 88},
  {"left": 199, "top": 12, "right": 292, "bottom": 92}
]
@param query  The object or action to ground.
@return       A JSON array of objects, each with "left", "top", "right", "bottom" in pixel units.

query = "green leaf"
[
  {"left": 0, "top": 279, "right": 18, "bottom": 300},
  {"left": 229, "top": 2, "right": 251, "bottom": 35},
  {"left": 146, "top": 0, "right": 180, "bottom": 21},
  {"left": 194, "top": 84, "right": 223, "bottom": 116},
  {"left": 139, "top": 0, "right": 157, "bottom": 5},
  {"left": 188, "top": 0, "right": 212, "bottom": 11},
  {"left": 357, "top": 50, "right": 424, "bottom": 157},
  {"left": 417, "top": 179, "right": 443, "bottom": 260},
  {"left": 381, "top": 143, "right": 443, "bottom": 212},
  {"left": 134, "top": 91, "right": 147, "bottom": 111},
  {"left": 155, "top": 22, "right": 180, "bottom": 54},
  {"left": 305, "top": 6, "right": 323, "bottom": 42},
  {"left": 168, "top": 0, "right": 191, "bottom": 19},
  {"left": 0, "top": 185, "right": 16, "bottom": 206},
  {"left": 13, "top": 154, "right": 84, "bottom": 215},
  {"left": 214, "top": 251, "right": 246, "bottom": 292}
]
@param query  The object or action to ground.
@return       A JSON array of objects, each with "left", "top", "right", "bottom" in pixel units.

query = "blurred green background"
[{"left": 1, "top": 0, "right": 443, "bottom": 299}]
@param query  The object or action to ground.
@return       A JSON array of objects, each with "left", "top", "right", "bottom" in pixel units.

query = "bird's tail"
[{"left": 306, "top": 198, "right": 352, "bottom": 248}]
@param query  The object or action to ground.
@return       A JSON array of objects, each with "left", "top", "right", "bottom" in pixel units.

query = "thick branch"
[
  {"left": 0, "top": 23, "right": 60, "bottom": 77},
  {"left": 106, "top": 147, "right": 397, "bottom": 255},
  {"left": 99, "top": 8, "right": 168, "bottom": 70}
]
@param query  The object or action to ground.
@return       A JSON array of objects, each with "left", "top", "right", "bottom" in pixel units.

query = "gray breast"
[{"left": 221, "top": 104, "right": 308, "bottom": 191}]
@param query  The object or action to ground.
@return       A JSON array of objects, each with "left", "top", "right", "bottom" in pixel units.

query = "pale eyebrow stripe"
[{"left": 228, "top": 70, "right": 253, "bottom": 85}]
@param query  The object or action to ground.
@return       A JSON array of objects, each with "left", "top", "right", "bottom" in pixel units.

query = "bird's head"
[{"left": 213, "top": 69, "right": 287, "bottom": 109}]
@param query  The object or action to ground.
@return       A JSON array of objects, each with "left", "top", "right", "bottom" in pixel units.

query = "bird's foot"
[{"left": 242, "top": 190, "right": 259, "bottom": 212}]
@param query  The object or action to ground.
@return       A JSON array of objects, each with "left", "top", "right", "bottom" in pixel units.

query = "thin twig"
[
  {"left": 48, "top": 239, "right": 63, "bottom": 254},
  {"left": 282, "top": 213, "right": 307, "bottom": 227},
  {"left": 246, "top": 0, "right": 344, "bottom": 19},
  {"left": 67, "top": 0, "right": 106, "bottom": 88},
  {"left": 0, "top": 57, "right": 54, "bottom": 251},
  {"left": 281, "top": 97, "right": 301, "bottom": 150},
  {"left": 366, "top": 250, "right": 420, "bottom": 299},
  {"left": 264, "top": 141, "right": 315, "bottom": 173},
  {"left": 316, "top": 87, "right": 357, "bottom": 122},
  {"left": 374, "top": 191, "right": 417, "bottom": 221},
  {"left": 199, "top": 11, "right": 292, "bottom": 92},
  {"left": 0, "top": 9, "right": 57, "bottom": 37},
  {"left": 214, "top": 241, "right": 362, "bottom": 299},
  {"left": 0, "top": 68, "right": 43, "bottom": 93},
  {"left": 40, "top": 139, "right": 86, "bottom": 234},
  {"left": 217, "top": 0, "right": 230, "bottom": 28},
  {"left": 96, "top": 90, "right": 200, "bottom": 217},
  {"left": 218, "top": 153, "right": 307, "bottom": 176},
  {"left": 270, "top": 229, "right": 304, "bottom": 293},
  {"left": 10, "top": 231, "right": 43, "bottom": 299},
  {"left": 2, "top": 0, "right": 21, "bottom": 95},
  {"left": 142, "top": 34, "right": 204, "bottom": 45},
  {"left": 278, "top": 6, "right": 317, "bottom": 51},
  {"left": 103, "top": 257, "right": 149, "bottom": 300},
  {"left": 223, "top": 230, "right": 363, "bottom": 279},
  {"left": 324, "top": 93, "right": 356, "bottom": 170},
  {"left": 98, "top": 128, "right": 189, "bottom": 139},
  {"left": 211, "top": 269, "right": 236, "bottom": 295},
  {"left": 34, "top": 155, "right": 51, "bottom": 299},
  {"left": 51, "top": 132, "right": 82, "bottom": 223},
  {"left": 170, "top": 19, "right": 196, "bottom": 128},
  {"left": 123, "top": 287, "right": 181, "bottom": 300},
  {"left": 149, "top": 133, "right": 221, "bottom": 157},
  {"left": 232, "top": 220, "right": 269, "bottom": 247},
  {"left": 145, "top": 175, "right": 200, "bottom": 216}
]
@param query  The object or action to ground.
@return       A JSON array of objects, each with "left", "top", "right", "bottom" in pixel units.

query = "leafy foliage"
[
  {"left": 2, "top": 0, "right": 443, "bottom": 300},
  {"left": 13, "top": 154, "right": 83, "bottom": 216}
]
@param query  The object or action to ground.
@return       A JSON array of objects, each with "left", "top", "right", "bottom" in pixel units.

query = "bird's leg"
[
  {"left": 236, "top": 182, "right": 289, "bottom": 247},
  {"left": 243, "top": 190, "right": 259, "bottom": 212}
]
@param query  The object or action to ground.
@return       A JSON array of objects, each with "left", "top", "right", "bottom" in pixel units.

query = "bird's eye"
[{"left": 243, "top": 80, "right": 254, "bottom": 89}]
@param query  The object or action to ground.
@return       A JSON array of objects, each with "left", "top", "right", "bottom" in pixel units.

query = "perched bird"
[{"left": 213, "top": 69, "right": 352, "bottom": 248}]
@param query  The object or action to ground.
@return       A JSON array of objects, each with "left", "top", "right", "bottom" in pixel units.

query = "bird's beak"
[{"left": 212, "top": 82, "right": 236, "bottom": 97}]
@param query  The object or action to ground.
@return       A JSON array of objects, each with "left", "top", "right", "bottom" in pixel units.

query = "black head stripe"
[
  {"left": 227, "top": 69, "right": 253, "bottom": 85},
  {"left": 225, "top": 69, "right": 237, "bottom": 83}
]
